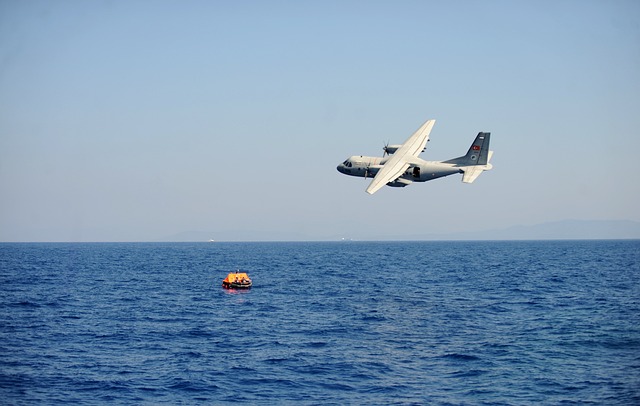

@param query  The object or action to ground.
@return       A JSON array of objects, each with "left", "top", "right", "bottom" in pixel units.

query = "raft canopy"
[{"left": 224, "top": 272, "right": 251, "bottom": 283}]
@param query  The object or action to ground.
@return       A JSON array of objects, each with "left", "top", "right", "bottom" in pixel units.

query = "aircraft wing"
[{"left": 366, "top": 119, "right": 435, "bottom": 194}]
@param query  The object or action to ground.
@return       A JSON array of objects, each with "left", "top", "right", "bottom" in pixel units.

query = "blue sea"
[{"left": 1, "top": 241, "right": 639, "bottom": 404}]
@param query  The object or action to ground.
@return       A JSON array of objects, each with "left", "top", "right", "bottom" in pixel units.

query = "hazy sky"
[{"left": 1, "top": 0, "right": 639, "bottom": 241}]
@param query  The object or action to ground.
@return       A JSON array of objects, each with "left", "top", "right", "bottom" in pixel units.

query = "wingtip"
[{"left": 365, "top": 185, "right": 379, "bottom": 195}]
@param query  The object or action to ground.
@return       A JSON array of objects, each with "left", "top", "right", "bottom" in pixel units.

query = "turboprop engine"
[{"left": 382, "top": 144, "right": 402, "bottom": 156}]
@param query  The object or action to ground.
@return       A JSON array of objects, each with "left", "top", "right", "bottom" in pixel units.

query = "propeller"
[{"left": 383, "top": 141, "right": 391, "bottom": 157}]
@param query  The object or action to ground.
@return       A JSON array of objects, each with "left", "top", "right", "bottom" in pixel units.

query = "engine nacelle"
[
  {"left": 383, "top": 144, "right": 402, "bottom": 155},
  {"left": 387, "top": 178, "right": 412, "bottom": 187}
]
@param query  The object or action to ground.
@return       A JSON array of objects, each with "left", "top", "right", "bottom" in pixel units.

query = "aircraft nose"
[{"left": 336, "top": 164, "right": 345, "bottom": 174}]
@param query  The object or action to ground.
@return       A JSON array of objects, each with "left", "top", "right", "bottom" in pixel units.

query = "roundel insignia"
[{"left": 471, "top": 155, "right": 477, "bottom": 160}]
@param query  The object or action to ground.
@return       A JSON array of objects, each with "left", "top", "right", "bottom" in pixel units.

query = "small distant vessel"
[{"left": 222, "top": 271, "right": 252, "bottom": 289}]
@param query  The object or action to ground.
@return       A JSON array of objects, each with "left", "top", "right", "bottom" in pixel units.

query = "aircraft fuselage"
[{"left": 337, "top": 155, "right": 462, "bottom": 187}]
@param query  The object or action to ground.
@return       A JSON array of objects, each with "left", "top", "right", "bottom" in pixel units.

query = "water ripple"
[{"left": 1, "top": 241, "right": 639, "bottom": 404}]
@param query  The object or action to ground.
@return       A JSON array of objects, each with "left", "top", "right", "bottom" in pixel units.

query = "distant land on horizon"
[
  {"left": 408, "top": 219, "right": 640, "bottom": 241},
  {"left": 161, "top": 220, "right": 640, "bottom": 242}
]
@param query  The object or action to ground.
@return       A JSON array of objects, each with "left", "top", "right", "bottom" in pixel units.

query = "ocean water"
[{"left": 1, "top": 240, "right": 639, "bottom": 405}]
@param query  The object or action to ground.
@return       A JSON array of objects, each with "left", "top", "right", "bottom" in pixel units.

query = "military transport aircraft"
[{"left": 336, "top": 119, "right": 493, "bottom": 194}]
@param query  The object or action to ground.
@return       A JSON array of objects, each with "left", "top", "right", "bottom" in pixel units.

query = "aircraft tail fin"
[
  {"left": 446, "top": 132, "right": 491, "bottom": 165},
  {"left": 445, "top": 132, "right": 493, "bottom": 183}
]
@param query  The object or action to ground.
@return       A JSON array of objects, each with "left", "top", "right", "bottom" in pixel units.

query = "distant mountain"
[
  {"left": 398, "top": 220, "right": 640, "bottom": 241},
  {"left": 157, "top": 231, "right": 216, "bottom": 242},
  {"left": 159, "top": 220, "right": 640, "bottom": 242},
  {"left": 484, "top": 219, "right": 640, "bottom": 240},
  {"left": 157, "top": 229, "right": 309, "bottom": 242}
]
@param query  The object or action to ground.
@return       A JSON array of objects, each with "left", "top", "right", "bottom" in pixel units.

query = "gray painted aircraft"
[{"left": 336, "top": 119, "right": 493, "bottom": 194}]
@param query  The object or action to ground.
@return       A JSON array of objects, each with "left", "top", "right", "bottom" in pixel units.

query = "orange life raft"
[{"left": 222, "top": 271, "right": 252, "bottom": 289}]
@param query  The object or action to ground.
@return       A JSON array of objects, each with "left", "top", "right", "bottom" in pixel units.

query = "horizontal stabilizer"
[
  {"left": 461, "top": 150, "right": 493, "bottom": 183},
  {"left": 462, "top": 166, "right": 484, "bottom": 183}
]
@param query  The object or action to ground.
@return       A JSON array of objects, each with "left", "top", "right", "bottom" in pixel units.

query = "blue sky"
[{"left": 1, "top": 0, "right": 639, "bottom": 241}]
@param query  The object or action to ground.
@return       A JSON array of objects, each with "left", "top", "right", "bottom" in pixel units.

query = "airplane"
[{"left": 336, "top": 119, "right": 493, "bottom": 194}]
